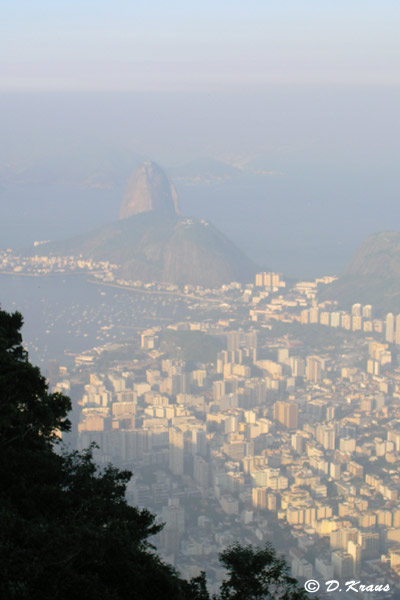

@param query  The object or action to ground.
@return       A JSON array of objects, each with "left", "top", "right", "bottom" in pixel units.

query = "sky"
[
  {"left": 1, "top": 1, "right": 400, "bottom": 277},
  {"left": 2, "top": 0, "right": 400, "bottom": 91}
]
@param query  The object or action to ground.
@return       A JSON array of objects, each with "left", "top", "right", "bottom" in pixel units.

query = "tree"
[
  {"left": 0, "top": 308, "right": 310, "bottom": 600},
  {"left": 0, "top": 309, "right": 191, "bottom": 600},
  {"left": 219, "top": 543, "right": 309, "bottom": 600}
]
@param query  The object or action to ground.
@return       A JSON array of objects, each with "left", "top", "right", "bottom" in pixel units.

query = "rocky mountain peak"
[{"left": 119, "top": 161, "right": 179, "bottom": 219}]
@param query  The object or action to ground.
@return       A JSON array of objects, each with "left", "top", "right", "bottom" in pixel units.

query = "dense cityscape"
[
  {"left": 3, "top": 250, "right": 400, "bottom": 598},
  {"left": 3, "top": 2, "right": 400, "bottom": 598}
]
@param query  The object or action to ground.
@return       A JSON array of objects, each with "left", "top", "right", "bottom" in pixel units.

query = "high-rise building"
[
  {"left": 340, "top": 437, "right": 356, "bottom": 453},
  {"left": 267, "top": 493, "right": 278, "bottom": 511},
  {"left": 290, "top": 357, "right": 305, "bottom": 377},
  {"left": 255, "top": 272, "right": 264, "bottom": 287},
  {"left": 352, "top": 303, "right": 362, "bottom": 317},
  {"left": 141, "top": 330, "right": 159, "bottom": 349},
  {"left": 227, "top": 331, "right": 240, "bottom": 351},
  {"left": 330, "top": 312, "right": 341, "bottom": 328},
  {"left": 277, "top": 348, "right": 289, "bottom": 363},
  {"left": 316, "top": 424, "right": 336, "bottom": 450},
  {"left": 245, "top": 331, "right": 258, "bottom": 351},
  {"left": 341, "top": 314, "right": 351, "bottom": 330},
  {"left": 255, "top": 272, "right": 282, "bottom": 290},
  {"left": 320, "top": 311, "right": 330, "bottom": 326},
  {"left": 363, "top": 320, "right": 373, "bottom": 332},
  {"left": 330, "top": 527, "right": 358, "bottom": 550},
  {"left": 347, "top": 541, "right": 362, "bottom": 576},
  {"left": 386, "top": 313, "right": 395, "bottom": 343},
  {"left": 332, "top": 551, "right": 353, "bottom": 579},
  {"left": 271, "top": 273, "right": 281, "bottom": 288},
  {"left": 395, "top": 314, "right": 400, "bottom": 345},
  {"left": 358, "top": 531, "right": 380, "bottom": 559},
  {"left": 300, "top": 309, "right": 309, "bottom": 324},
  {"left": 193, "top": 456, "right": 209, "bottom": 489},
  {"left": 291, "top": 433, "right": 304, "bottom": 454},
  {"left": 192, "top": 428, "right": 207, "bottom": 457},
  {"left": 306, "top": 356, "right": 322, "bottom": 383},
  {"left": 169, "top": 428, "right": 184, "bottom": 475},
  {"left": 326, "top": 406, "right": 335, "bottom": 421},
  {"left": 162, "top": 499, "right": 185, "bottom": 533},
  {"left": 273, "top": 401, "right": 298, "bottom": 429},
  {"left": 213, "top": 380, "right": 226, "bottom": 401},
  {"left": 252, "top": 487, "right": 267, "bottom": 509},
  {"left": 362, "top": 304, "right": 373, "bottom": 319},
  {"left": 47, "top": 359, "right": 60, "bottom": 388},
  {"left": 330, "top": 462, "right": 341, "bottom": 479}
]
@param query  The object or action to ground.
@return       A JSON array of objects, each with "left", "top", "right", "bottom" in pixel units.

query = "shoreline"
[
  {"left": 86, "top": 277, "right": 221, "bottom": 303},
  {"left": 0, "top": 270, "right": 90, "bottom": 278},
  {"left": 0, "top": 270, "right": 223, "bottom": 303}
]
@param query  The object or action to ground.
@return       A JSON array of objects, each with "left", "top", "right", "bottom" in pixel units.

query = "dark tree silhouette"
[
  {"left": 0, "top": 308, "right": 310, "bottom": 600},
  {"left": 0, "top": 309, "right": 191, "bottom": 599},
  {"left": 219, "top": 543, "right": 310, "bottom": 600}
]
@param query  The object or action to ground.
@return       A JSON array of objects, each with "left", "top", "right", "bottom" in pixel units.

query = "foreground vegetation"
[{"left": 0, "top": 308, "right": 309, "bottom": 599}]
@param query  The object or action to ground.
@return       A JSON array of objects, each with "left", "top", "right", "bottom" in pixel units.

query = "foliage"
[
  {"left": 159, "top": 329, "right": 223, "bottom": 363},
  {"left": 0, "top": 310, "right": 71, "bottom": 445},
  {"left": 0, "top": 310, "right": 188, "bottom": 600},
  {"left": 219, "top": 543, "right": 309, "bottom": 600},
  {"left": 0, "top": 308, "right": 310, "bottom": 600},
  {"left": 320, "top": 274, "right": 400, "bottom": 314},
  {"left": 270, "top": 321, "right": 354, "bottom": 350}
]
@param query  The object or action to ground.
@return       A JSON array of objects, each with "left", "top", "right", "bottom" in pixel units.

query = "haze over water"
[
  {"left": 1, "top": 85, "right": 400, "bottom": 278},
  {"left": 2, "top": 1, "right": 400, "bottom": 277},
  {"left": 2, "top": 3, "right": 400, "bottom": 595}
]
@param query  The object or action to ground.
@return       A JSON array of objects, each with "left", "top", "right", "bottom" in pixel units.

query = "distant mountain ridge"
[{"left": 321, "top": 231, "right": 400, "bottom": 312}]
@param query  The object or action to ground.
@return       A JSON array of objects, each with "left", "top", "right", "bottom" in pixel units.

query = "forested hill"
[
  {"left": 320, "top": 231, "right": 400, "bottom": 312},
  {"left": 27, "top": 212, "right": 258, "bottom": 288}
]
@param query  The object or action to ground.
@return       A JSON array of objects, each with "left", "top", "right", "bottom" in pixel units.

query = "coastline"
[{"left": 86, "top": 277, "right": 221, "bottom": 303}]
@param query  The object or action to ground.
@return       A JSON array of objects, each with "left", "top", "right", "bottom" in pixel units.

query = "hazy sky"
[
  {"left": 2, "top": 0, "right": 400, "bottom": 91},
  {"left": 1, "top": 1, "right": 400, "bottom": 277}
]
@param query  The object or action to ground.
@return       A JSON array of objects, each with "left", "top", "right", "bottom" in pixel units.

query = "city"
[{"left": 3, "top": 252, "right": 400, "bottom": 597}]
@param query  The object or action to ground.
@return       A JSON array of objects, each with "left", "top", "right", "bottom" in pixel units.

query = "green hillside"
[{"left": 321, "top": 231, "right": 400, "bottom": 312}]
